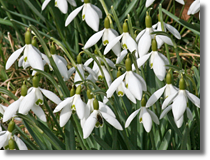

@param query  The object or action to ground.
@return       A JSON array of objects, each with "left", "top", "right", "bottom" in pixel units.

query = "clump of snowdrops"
[{"left": 0, "top": 0, "right": 200, "bottom": 150}]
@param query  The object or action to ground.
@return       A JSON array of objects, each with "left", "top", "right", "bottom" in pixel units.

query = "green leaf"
[
  {"left": 0, "top": 18, "right": 13, "bottom": 27},
  {"left": 158, "top": 129, "right": 171, "bottom": 150},
  {"left": 0, "top": 87, "right": 18, "bottom": 100},
  {"left": 64, "top": 119, "right": 76, "bottom": 150},
  {"left": 93, "top": 135, "right": 112, "bottom": 150}
]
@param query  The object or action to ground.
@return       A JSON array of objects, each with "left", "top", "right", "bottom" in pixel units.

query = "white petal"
[
  {"left": 67, "top": 0, "right": 77, "bottom": 7},
  {"left": 186, "top": 107, "right": 193, "bottom": 121},
  {"left": 165, "top": 23, "right": 181, "bottom": 39},
  {"left": 14, "top": 135, "right": 28, "bottom": 150},
  {"left": 42, "top": 0, "right": 51, "bottom": 10},
  {"left": 65, "top": 5, "right": 84, "bottom": 26},
  {"left": 99, "top": 101, "right": 116, "bottom": 118},
  {"left": 116, "top": 49, "right": 127, "bottom": 64},
  {"left": 39, "top": 88, "right": 61, "bottom": 104},
  {"left": 75, "top": 96, "right": 86, "bottom": 119},
  {"left": 102, "top": 66, "right": 112, "bottom": 86},
  {"left": 186, "top": 90, "right": 200, "bottom": 108},
  {"left": 74, "top": 64, "right": 84, "bottom": 85},
  {"left": 27, "top": 45, "right": 44, "bottom": 71},
  {"left": 91, "top": 4, "right": 102, "bottom": 19},
  {"left": 136, "top": 29, "right": 145, "bottom": 42},
  {"left": 158, "top": 52, "right": 170, "bottom": 68},
  {"left": 132, "top": 53, "right": 151, "bottom": 70},
  {"left": 147, "top": 109, "right": 159, "bottom": 124},
  {"left": 127, "top": 72, "right": 143, "bottom": 100},
  {"left": 158, "top": 35, "right": 174, "bottom": 46},
  {"left": 108, "top": 29, "right": 121, "bottom": 56},
  {"left": 85, "top": 4, "right": 100, "bottom": 31},
  {"left": 125, "top": 109, "right": 141, "bottom": 128},
  {"left": 153, "top": 52, "right": 167, "bottom": 81},
  {"left": 145, "top": 0, "right": 155, "bottom": 7},
  {"left": 133, "top": 72, "right": 147, "bottom": 91},
  {"left": 175, "top": 116, "right": 184, "bottom": 128},
  {"left": 159, "top": 105, "right": 172, "bottom": 119},
  {"left": 58, "top": 55, "right": 68, "bottom": 66},
  {"left": 68, "top": 67, "right": 76, "bottom": 77},
  {"left": 141, "top": 107, "right": 152, "bottom": 132},
  {"left": 18, "top": 56, "right": 24, "bottom": 67},
  {"left": 105, "top": 58, "right": 116, "bottom": 69},
  {"left": 175, "top": 0, "right": 185, "bottom": 5},
  {"left": 84, "top": 29, "right": 105, "bottom": 49},
  {"left": 101, "top": 112, "right": 123, "bottom": 130},
  {"left": 106, "top": 73, "right": 126, "bottom": 98},
  {"left": 172, "top": 90, "right": 187, "bottom": 121},
  {"left": 3, "top": 97, "right": 23, "bottom": 122},
  {"left": 19, "top": 89, "right": 36, "bottom": 114},
  {"left": 146, "top": 85, "right": 166, "bottom": 108},
  {"left": 138, "top": 31, "right": 151, "bottom": 57},
  {"left": 162, "top": 91, "right": 178, "bottom": 109},
  {"left": 164, "top": 84, "right": 178, "bottom": 98},
  {"left": 83, "top": 110, "right": 97, "bottom": 139},
  {"left": 6, "top": 46, "right": 25, "bottom": 70},
  {"left": 104, "top": 34, "right": 123, "bottom": 55},
  {"left": 122, "top": 82, "right": 136, "bottom": 104},
  {"left": 84, "top": 58, "right": 93, "bottom": 67},
  {"left": 84, "top": 65, "right": 97, "bottom": 80},
  {"left": 188, "top": 0, "right": 200, "bottom": 15},
  {"left": 126, "top": 34, "right": 138, "bottom": 53},
  {"left": 35, "top": 88, "right": 43, "bottom": 105},
  {"left": 56, "top": 0, "right": 68, "bottom": 14},
  {"left": 60, "top": 106, "right": 72, "bottom": 127},
  {"left": 0, "top": 131, "right": 8, "bottom": 148},
  {"left": 31, "top": 105, "right": 46, "bottom": 122},
  {"left": 53, "top": 55, "right": 69, "bottom": 80},
  {"left": 53, "top": 97, "right": 73, "bottom": 113}
]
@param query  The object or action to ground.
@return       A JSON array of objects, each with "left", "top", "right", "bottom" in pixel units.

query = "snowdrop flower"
[
  {"left": 106, "top": 55, "right": 147, "bottom": 102},
  {"left": 5, "top": 29, "right": 44, "bottom": 73},
  {"left": 68, "top": 54, "right": 97, "bottom": 86},
  {"left": 104, "top": 21, "right": 138, "bottom": 57},
  {"left": 136, "top": 12, "right": 173, "bottom": 58},
  {"left": 125, "top": 95, "right": 159, "bottom": 132},
  {"left": 133, "top": 38, "right": 169, "bottom": 81},
  {"left": 84, "top": 17, "right": 121, "bottom": 56},
  {"left": 0, "top": 104, "right": 7, "bottom": 131},
  {"left": 83, "top": 98, "right": 123, "bottom": 139},
  {"left": 18, "top": 75, "right": 61, "bottom": 120},
  {"left": 187, "top": 0, "right": 200, "bottom": 18},
  {"left": 65, "top": 0, "right": 102, "bottom": 31},
  {"left": 160, "top": 76, "right": 200, "bottom": 128},
  {"left": 53, "top": 85, "right": 87, "bottom": 127},
  {"left": 145, "top": 0, "right": 185, "bottom": 8},
  {"left": 42, "top": 0, "right": 77, "bottom": 14},
  {"left": 0, "top": 120, "right": 27, "bottom": 150}
]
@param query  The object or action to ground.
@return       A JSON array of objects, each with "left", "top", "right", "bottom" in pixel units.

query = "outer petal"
[
  {"left": 91, "top": 4, "right": 102, "bottom": 19},
  {"left": 159, "top": 105, "right": 172, "bottom": 119},
  {"left": 53, "top": 97, "right": 74, "bottom": 113},
  {"left": 141, "top": 107, "right": 152, "bottom": 132},
  {"left": 147, "top": 109, "right": 159, "bottom": 125},
  {"left": 84, "top": 29, "right": 105, "bottom": 49},
  {"left": 158, "top": 35, "right": 174, "bottom": 47},
  {"left": 106, "top": 73, "right": 126, "bottom": 98},
  {"left": 145, "top": 0, "right": 155, "bottom": 7},
  {"left": 122, "top": 82, "right": 136, "bottom": 104},
  {"left": 101, "top": 111, "right": 123, "bottom": 130},
  {"left": 132, "top": 53, "right": 151, "bottom": 70},
  {"left": 75, "top": 95, "right": 86, "bottom": 119},
  {"left": 153, "top": 52, "right": 167, "bottom": 81},
  {"left": 53, "top": 55, "right": 69, "bottom": 80},
  {"left": 83, "top": 110, "right": 98, "bottom": 139},
  {"left": 108, "top": 29, "right": 121, "bottom": 56},
  {"left": 105, "top": 58, "right": 116, "bottom": 69},
  {"left": 65, "top": 5, "right": 84, "bottom": 26},
  {"left": 133, "top": 73, "right": 147, "bottom": 91},
  {"left": 186, "top": 107, "right": 193, "bottom": 121},
  {"left": 136, "top": 29, "right": 146, "bottom": 42},
  {"left": 126, "top": 34, "right": 138, "bottom": 53},
  {"left": 187, "top": 0, "right": 200, "bottom": 15},
  {"left": 39, "top": 88, "right": 61, "bottom": 104},
  {"left": 138, "top": 31, "right": 151, "bottom": 57},
  {"left": 84, "top": 65, "right": 97, "bottom": 80},
  {"left": 186, "top": 90, "right": 200, "bottom": 108},
  {"left": 6, "top": 46, "right": 25, "bottom": 70},
  {"left": 14, "top": 135, "right": 28, "bottom": 150},
  {"left": 68, "top": 67, "right": 76, "bottom": 77},
  {"left": 85, "top": 4, "right": 100, "bottom": 31},
  {"left": 172, "top": 90, "right": 187, "bottom": 121},
  {"left": 125, "top": 109, "right": 141, "bottom": 128},
  {"left": 19, "top": 89, "right": 36, "bottom": 114},
  {"left": 42, "top": 0, "right": 51, "bottom": 10},
  {"left": 31, "top": 105, "right": 46, "bottom": 122},
  {"left": 99, "top": 101, "right": 116, "bottom": 118},
  {"left": 102, "top": 66, "right": 112, "bottom": 86},
  {"left": 58, "top": 55, "right": 68, "bottom": 66},
  {"left": 164, "top": 84, "right": 178, "bottom": 98},
  {"left": 175, "top": 0, "right": 185, "bottom": 5},
  {"left": 165, "top": 23, "right": 181, "bottom": 39},
  {"left": 116, "top": 49, "right": 127, "bottom": 64},
  {"left": 0, "top": 131, "right": 8, "bottom": 148},
  {"left": 84, "top": 58, "right": 93, "bottom": 67},
  {"left": 56, "top": 0, "right": 68, "bottom": 14},
  {"left": 18, "top": 56, "right": 24, "bottom": 67},
  {"left": 67, "top": 0, "right": 77, "bottom": 7},
  {"left": 59, "top": 106, "right": 72, "bottom": 127},
  {"left": 104, "top": 34, "right": 123, "bottom": 55},
  {"left": 175, "top": 116, "right": 184, "bottom": 128},
  {"left": 146, "top": 85, "right": 166, "bottom": 108},
  {"left": 162, "top": 91, "right": 178, "bottom": 109}
]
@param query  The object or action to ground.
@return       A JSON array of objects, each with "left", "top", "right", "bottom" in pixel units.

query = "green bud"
[
  {"left": 87, "top": 89, "right": 93, "bottom": 99},
  {"left": 8, "top": 120, "right": 15, "bottom": 132},
  {"left": 31, "top": 37, "right": 38, "bottom": 48},
  {"left": 76, "top": 85, "right": 81, "bottom": 94},
  {"left": 77, "top": 54, "right": 82, "bottom": 64},
  {"left": 166, "top": 72, "right": 172, "bottom": 84},
  {"left": 117, "top": 69, "right": 121, "bottom": 78},
  {"left": 21, "top": 83, "right": 27, "bottom": 96},
  {"left": 84, "top": 0, "right": 90, "bottom": 3},
  {"left": 152, "top": 38, "right": 158, "bottom": 51},
  {"left": 104, "top": 17, "right": 110, "bottom": 29},
  {"left": 25, "top": 29, "right": 31, "bottom": 44},
  {"left": 141, "top": 95, "right": 146, "bottom": 107},
  {"left": 8, "top": 138, "right": 16, "bottom": 150},
  {"left": 125, "top": 56, "right": 132, "bottom": 71},
  {"left": 94, "top": 49, "right": 98, "bottom": 55},
  {"left": 123, "top": 22, "right": 128, "bottom": 32},
  {"left": 93, "top": 98, "right": 99, "bottom": 110},
  {"left": 50, "top": 43, "right": 56, "bottom": 55},
  {"left": 70, "top": 86, "right": 75, "bottom": 97},
  {"left": 179, "top": 76, "right": 185, "bottom": 90},
  {"left": 145, "top": 12, "right": 152, "bottom": 28},
  {"left": 32, "top": 75, "right": 40, "bottom": 88}
]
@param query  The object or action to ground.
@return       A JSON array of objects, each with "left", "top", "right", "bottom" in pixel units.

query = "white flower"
[
  {"left": 42, "top": 0, "right": 77, "bottom": 14},
  {"left": 65, "top": 0, "right": 102, "bottom": 31},
  {"left": 125, "top": 97, "right": 159, "bottom": 133},
  {"left": 82, "top": 99, "right": 123, "bottom": 139},
  {"left": 145, "top": 0, "right": 185, "bottom": 8},
  {"left": 106, "top": 71, "right": 147, "bottom": 102},
  {"left": 5, "top": 44, "right": 44, "bottom": 72},
  {"left": 18, "top": 87, "right": 61, "bottom": 120},
  {"left": 187, "top": 0, "right": 200, "bottom": 18},
  {"left": 0, "top": 131, "right": 27, "bottom": 150}
]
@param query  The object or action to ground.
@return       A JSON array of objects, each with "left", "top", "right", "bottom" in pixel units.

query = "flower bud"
[
  {"left": 141, "top": 95, "right": 146, "bottom": 107},
  {"left": 123, "top": 22, "right": 128, "bottom": 33},
  {"left": 76, "top": 85, "right": 81, "bottom": 94},
  {"left": 152, "top": 38, "right": 158, "bottom": 51},
  {"left": 32, "top": 37, "right": 38, "bottom": 48},
  {"left": 145, "top": 12, "right": 152, "bottom": 28},
  {"left": 87, "top": 89, "right": 93, "bottom": 99},
  {"left": 32, "top": 75, "right": 40, "bottom": 88},
  {"left": 117, "top": 69, "right": 121, "bottom": 78},
  {"left": 166, "top": 72, "right": 172, "bottom": 84},
  {"left": 179, "top": 76, "right": 185, "bottom": 90},
  {"left": 8, "top": 138, "right": 16, "bottom": 150},
  {"left": 21, "top": 83, "right": 27, "bottom": 96},
  {"left": 50, "top": 43, "right": 56, "bottom": 55},
  {"left": 25, "top": 28, "right": 31, "bottom": 45},
  {"left": 77, "top": 54, "right": 82, "bottom": 64},
  {"left": 8, "top": 120, "right": 15, "bottom": 132},
  {"left": 84, "top": 0, "right": 90, "bottom": 3},
  {"left": 94, "top": 49, "right": 98, "bottom": 55},
  {"left": 93, "top": 98, "right": 99, "bottom": 110},
  {"left": 104, "top": 17, "right": 110, "bottom": 29},
  {"left": 70, "top": 86, "right": 75, "bottom": 97},
  {"left": 125, "top": 55, "right": 132, "bottom": 71}
]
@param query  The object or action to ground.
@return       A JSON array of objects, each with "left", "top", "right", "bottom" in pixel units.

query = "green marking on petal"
[
  {"left": 150, "top": 63, "right": 153, "bottom": 68},
  {"left": 126, "top": 83, "right": 128, "bottom": 88},
  {"left": 139, "top": 117, "right": 142, "bottom": 123},
  {"left": 82, "top": 15, "right": 85, "bottom": 20},
  {"left": 103, "top": 40, "right": 109, "bottom": 45},
  {"left": 71, "top": 105, "right": 76, "bottom": 111},
  {"left": 122, "top": 44, "right": 127, "bottom": 49},
  {"left": 118, "top": 91, "right": 124, "bottom": 96},
  {"left": 55, "top": 1, "right": 57, "bottom": 7},
  {"left": 24, "top": 57, "right": 27, "bottom": 62},
  {"left": 36, "top": 99, "right": 43, "bottom": 105}
]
